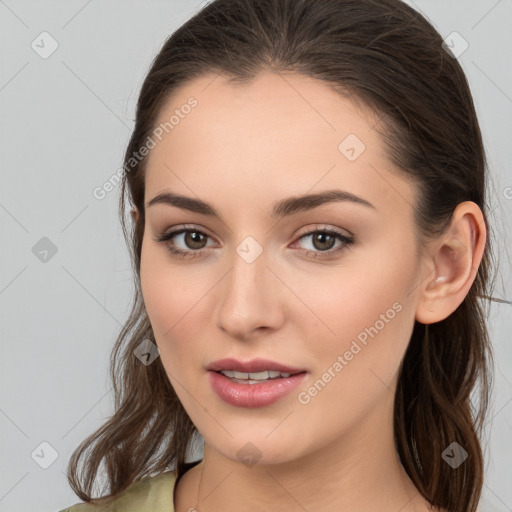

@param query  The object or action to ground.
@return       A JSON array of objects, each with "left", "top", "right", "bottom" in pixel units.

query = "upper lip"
[{"left": 206, "top": 357, "right": 306, "bottom": 374}]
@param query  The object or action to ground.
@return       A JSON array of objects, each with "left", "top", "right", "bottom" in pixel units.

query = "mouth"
[
  {"left": 208, "top": 369, "right": 308, "bottom": 408},
  {"left": 213, "top": 369, "right": 306, "bottom": 384},
  {"left": 206, "top": 358, "right": 307, "bottom": 406},
  {"left": 206, "top": 357, "right": 306, "bottom": 375}
]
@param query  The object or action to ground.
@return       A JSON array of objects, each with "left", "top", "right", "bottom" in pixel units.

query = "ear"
[
  {"left": 131, "top": 206, "right": 139, "bottom": 223},
  {"left": 415, "top": 201, "right": 487, "bottom": 325}
]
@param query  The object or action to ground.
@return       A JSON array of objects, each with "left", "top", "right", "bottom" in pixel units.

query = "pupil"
[
  {"left": 314, "top": 233, "right": 334, "bottom": 251},
  {"left": 187, "top": 232, "right": 205, "bottom": 249}
]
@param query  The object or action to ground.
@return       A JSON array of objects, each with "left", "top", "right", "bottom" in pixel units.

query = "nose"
[{"left": 215, "top": 245, "right": 284, "bottom": 340}]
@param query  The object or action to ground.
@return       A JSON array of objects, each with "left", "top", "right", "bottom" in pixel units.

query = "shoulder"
[{"left": 57, "top": 470, "right": 177, "bottom": 512}]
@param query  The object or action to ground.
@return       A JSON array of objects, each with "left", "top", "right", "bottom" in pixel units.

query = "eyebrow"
[{"left": 146, "top": 188, "right": 375, "bottom": 219}]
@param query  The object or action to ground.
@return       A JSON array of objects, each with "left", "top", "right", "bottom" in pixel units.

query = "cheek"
[
  {"left": 141, "top": 245, "right": 190, "bottom": 331},
  {"left": 296, "top": 249, "right": 415, "bottom": 374},
  {"left": 139, "top": 246, "right": 213, "bottom": 370},
  {"left": 292, "top": 288, "right": 413, "bottom": 438}
]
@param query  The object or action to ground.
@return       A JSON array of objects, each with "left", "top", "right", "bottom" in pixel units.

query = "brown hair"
[{"left": 67, "top": 1, "right": 500, "bottom": 510}]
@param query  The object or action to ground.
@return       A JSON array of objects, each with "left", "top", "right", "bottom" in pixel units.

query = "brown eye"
[
  {"left": 183, "top": 231, "right": 208, "bottom": 250},
  {"left": 293, "top": 227, "right": 354, "bottom": 260},
  {"left": 310, "top": 232, "right": 337, "bottom": 251},
  {"left": 154, "top": 225, "right": 354, "bottom": 261},
  {"left": 154, "top": 227, "right": 214, "bottom": 259}
]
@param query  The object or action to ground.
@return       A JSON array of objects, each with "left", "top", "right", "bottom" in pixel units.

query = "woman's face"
[{"left": 139, "top": 71, "right": 430, "bottom": 465}]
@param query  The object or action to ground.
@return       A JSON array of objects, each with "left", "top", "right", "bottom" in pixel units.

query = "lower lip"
[{"left": 208, "top": 371, "right": 307, "bottom": 408}]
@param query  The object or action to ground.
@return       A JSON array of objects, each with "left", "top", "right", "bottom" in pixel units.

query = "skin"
[{"left": 132, "top": 71, "right": 486, "bottom": 512}]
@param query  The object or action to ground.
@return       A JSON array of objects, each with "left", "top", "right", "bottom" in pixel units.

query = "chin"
[{"left": 206, "top": 433, "right": 312, "bottom": 469}]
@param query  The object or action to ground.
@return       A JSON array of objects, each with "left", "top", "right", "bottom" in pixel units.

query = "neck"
[{"left": 174, "top": 392, "right": 436, "bottom": 512}]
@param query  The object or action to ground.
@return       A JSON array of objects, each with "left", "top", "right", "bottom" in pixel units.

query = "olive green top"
[
  {"left": 58, "top": 470, "right": 177, "bottom": 512},
  {"left": 58, "top": 464, "right": 481, "bottom": 511}
]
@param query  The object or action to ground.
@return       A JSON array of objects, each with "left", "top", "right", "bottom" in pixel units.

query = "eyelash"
[{"left": 153, "top": 224, "right": 354, "bottom": 261}]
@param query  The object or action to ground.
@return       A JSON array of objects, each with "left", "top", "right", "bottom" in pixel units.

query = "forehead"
[{"left": 144, "top": 71, "right": 418, "bottom": 218}]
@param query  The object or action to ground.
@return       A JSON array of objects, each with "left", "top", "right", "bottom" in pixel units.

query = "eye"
[
  {"left": 153, "top": 224, "right": 354, "bottom": 260},
  {"left": 291, "top": 225, "right": 354, "bottom": 259},
  {"left": 153, "top": 225, "right": 214, "bottom": 259}
]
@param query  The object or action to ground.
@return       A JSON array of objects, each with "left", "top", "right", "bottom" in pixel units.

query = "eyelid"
[
  {"left": 157, "top": 223, "right": 352, "bottom": 243},
  {"left": 154, "top": 223, "right": 354, "bottom": 259},
  {"left": 152, "top": 224, "right": 218, "bottom": 253},
  {"left": 295, "top": 223, "right": 352, "bottom": 239},
  {"left": 159, "top": 223, "right": 217, "bottom": 242}
]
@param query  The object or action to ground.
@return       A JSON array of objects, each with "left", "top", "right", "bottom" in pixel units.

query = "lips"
[
  {"left": 208, "top": 369, "right": 307, "bottom": 407},
  {"left": 206, "top": 357, "right": 306, "bottom": 374}
]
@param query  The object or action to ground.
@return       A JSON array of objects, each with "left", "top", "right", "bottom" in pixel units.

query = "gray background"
[{"left": 0, "top": 1, "right": 510, "bottom": 511}]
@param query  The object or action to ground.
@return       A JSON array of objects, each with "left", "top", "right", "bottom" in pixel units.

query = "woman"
[{"left": 59, "top": 0, "right": 496, "bottom": 510}]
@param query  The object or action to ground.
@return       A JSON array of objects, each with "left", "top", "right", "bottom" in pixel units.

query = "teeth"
[{"left": 220, "top": 370, "right": 292, "bottom": 380}]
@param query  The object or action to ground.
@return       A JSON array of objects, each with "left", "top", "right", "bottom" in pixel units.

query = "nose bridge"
[
  {"left": 225, "top": 234, "right": 268, "bottom": 308},
  {"left": 215, "top": 234, "right": 280, "bottom": 336}
]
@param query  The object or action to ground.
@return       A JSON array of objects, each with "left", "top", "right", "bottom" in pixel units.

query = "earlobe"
[{"left": 415, "top": 201, "right": 487, "bottom": 325}]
